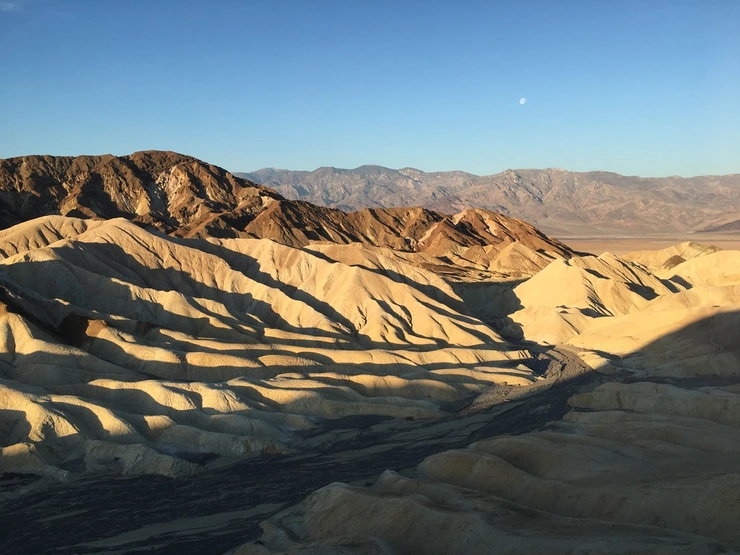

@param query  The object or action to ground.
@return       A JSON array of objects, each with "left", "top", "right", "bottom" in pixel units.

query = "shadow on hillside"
[
  {"left": 0, "top": 239, "right": 525, "bottom": 352},
  {"left": 0, "top": 245, "right": 547, "bottom": 458},
  {"left": 3, "top": 309, "right": 739, "bottom": 554},
  {"left": 0, "top": 410, "right": 32, "bottom": 447},
  {"left": 2, "top": 288, "right": 736, "bottom": 445},
  {"left": 186, "top": 238, "right": 502, "bottom": 335}
]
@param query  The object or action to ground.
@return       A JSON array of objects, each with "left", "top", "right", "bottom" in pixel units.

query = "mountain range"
[
  {"left": 0, "top": 151, "right": 572, "bottom": 262},
  {"left": 237, "top": 166, "right": 740, "bottom": 236}
]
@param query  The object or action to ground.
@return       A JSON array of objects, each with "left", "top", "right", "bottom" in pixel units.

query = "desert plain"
[{"left": 562, "top": 234, "right": 740, "bottom": 257}]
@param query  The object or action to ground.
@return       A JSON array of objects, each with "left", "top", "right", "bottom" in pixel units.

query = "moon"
[{"left": 519, "top": 97, "right": 526, "bottom": 105}]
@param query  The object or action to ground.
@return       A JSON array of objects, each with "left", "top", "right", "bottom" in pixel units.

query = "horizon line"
[{"left": 2, "top": 149, "right": 738, "bottom": 180}]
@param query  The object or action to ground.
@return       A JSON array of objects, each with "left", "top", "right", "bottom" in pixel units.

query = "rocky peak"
[{"left": 0, "top": 151, "right": 281, "bottom": 235}]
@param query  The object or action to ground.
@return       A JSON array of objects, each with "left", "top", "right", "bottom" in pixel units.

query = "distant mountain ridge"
[
  {"left": 0, "top": 151, "right": 573, "bottom": 263},
  {"left": 236, "top": 166, "right": 740, "bottom": 236}
]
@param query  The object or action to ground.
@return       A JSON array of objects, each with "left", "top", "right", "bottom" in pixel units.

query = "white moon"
[{"left": 519, "top": 97, "right": 526, "bottom": 105}]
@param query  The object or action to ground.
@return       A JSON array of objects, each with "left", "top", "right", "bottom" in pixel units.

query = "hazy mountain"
[{"left": 237, "top": 166, "right": 740, "bottom": 235}]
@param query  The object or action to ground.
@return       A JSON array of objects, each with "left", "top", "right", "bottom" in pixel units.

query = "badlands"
[{"left": 1, "top": 152, "right": 740, "bottom": 554}]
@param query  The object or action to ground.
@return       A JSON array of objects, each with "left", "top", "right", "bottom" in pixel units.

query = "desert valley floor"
[
  {"left": 562, "top": 235, "right": 740, "bottom": 257},
  {"left": 1, "top": 153, "right": 740, "bottom": 554}
]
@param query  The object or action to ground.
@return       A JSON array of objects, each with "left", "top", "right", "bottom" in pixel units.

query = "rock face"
[
  {"left": 238, "top": 165, "right": 740, "bottom": 235},
  {"left": 0, "top": 151, "right": 281, "bottom": 237},
  {"left": 246, "top": 203, "right": 573, "bottom": 259}
]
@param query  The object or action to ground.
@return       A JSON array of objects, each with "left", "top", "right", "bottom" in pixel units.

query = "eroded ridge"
[
  {"left": 0, "top": 216, "right": 544, "bottom": 478},
  {"left": 233, "top": 243, "right": 740, "bottom": 554}
]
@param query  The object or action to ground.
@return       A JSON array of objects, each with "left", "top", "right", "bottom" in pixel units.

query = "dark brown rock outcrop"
[{"left": 0, "top": 151, "right": 574, "bottom": 260}]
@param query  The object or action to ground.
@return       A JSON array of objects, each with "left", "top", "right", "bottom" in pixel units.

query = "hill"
[
  {"left": 0, "top": 214, "right": 556, "bottom": 479},
  {"left": 0, "top": 151, "right": 280, "bottom": 237}
]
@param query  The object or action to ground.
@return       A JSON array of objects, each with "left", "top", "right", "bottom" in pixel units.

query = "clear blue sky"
[{"left": 1, "top": 1, "right": 738, "bottom": 176}]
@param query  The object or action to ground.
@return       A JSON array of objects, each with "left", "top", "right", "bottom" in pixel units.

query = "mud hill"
[
  {"left": 0, "top": 215, "right": 551, "bottom": 479},
  {"left": 233, "top": 239, "right": 740, "bottom": 554}
]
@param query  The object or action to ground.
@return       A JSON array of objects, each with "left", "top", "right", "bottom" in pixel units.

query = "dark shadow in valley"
[
  {"left": 0, "top": 344, "right": 603, "bottom": 555},
  {"left": 4, "top": 312, "right": 737, "bottom": 554}
]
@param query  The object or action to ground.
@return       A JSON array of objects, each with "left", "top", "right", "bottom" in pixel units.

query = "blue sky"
[{"left": 1, "top": 0, "right": 738, "bottom": 176}]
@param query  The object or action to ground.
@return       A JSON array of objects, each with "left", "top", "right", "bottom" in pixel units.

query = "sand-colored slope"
[
  {"left": 0, "top": 215, "right": 536, "bottom": 479},
  {"left": 665, "top": 250, "right": 740, "bottom": 287},
  {"left": 0, "top": 216, "right": 102, "bottom": 260},
  {"left": 499, "top": 252, "right": 680, "bottom": 344},
  {"left": 233, "top": 243, "right": 740, "bottom": 554},
  {"left": 235, "top": 270, "right": 740, "bottom": 554},
  {"left": 568, "top": 303, "right": 740, "bottom": 378},
  {"left": 560, "top": 250, "right": 740, "bottom": 378},
  {"left": 622, "top": 240, "right": 720, "bottom": 272}
]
